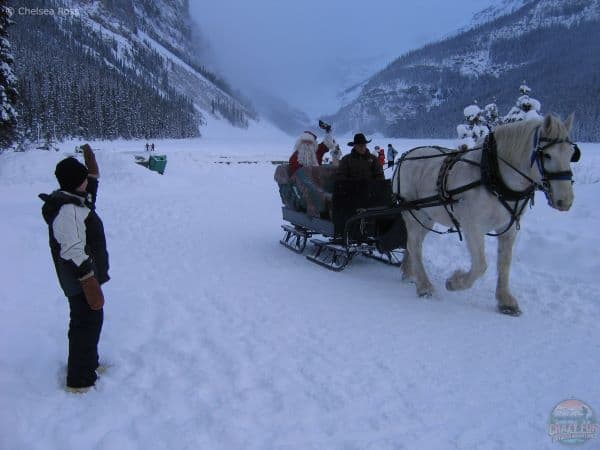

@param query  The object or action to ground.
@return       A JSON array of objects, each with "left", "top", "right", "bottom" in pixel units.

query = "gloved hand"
[
  {"left": 82, "top": 144, "right": 99, "bottom": 176},
  {"left": 318, "top": 120, "right": 332, "bottom": 133},
  {"left": 80, "top": 276, "right": 105, "bottom": 310}
]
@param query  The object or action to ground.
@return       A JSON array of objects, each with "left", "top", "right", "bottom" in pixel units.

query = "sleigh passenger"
[
  {"left": 317, "top": 120, "right": 338, "bottom": 165},
  {"left": 288, "top": 131, "right": 320, "bottom": 176}
]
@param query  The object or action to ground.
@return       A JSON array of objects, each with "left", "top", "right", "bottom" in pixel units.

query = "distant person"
[
  {"left": 330, "top": 144, "right": 342, "bottom": 167},
  {"left": 145, "top": 142, "right": 149, "bottom": 152},
  {"left": 151, "top": 143, "right": 155, "bottom": 152},
  {"left": 387, "top": 143, "right": 398, "bottom": 168},
  {"left": 39, "top": 145, "right": 110, "bottom": 393},
  {"left": 288, "top": 131, "right": 319, "bottom": 176},
  {"left": 378, "top": 148, "right": 386, "bottom": 166},
  {"left": 336, "top": 133, "right": 384, "bottom": 181}
]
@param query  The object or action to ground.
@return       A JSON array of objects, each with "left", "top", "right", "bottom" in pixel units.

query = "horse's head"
[{"left": 532, "top": 114, "right": 580, "bottom": 211}]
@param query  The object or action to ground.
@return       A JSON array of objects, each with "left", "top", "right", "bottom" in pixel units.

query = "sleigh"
[{"left": 275, "top": 164, "right": 407, "bottom": 271}]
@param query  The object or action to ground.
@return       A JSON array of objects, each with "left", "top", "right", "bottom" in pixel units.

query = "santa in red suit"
[{"left": 289, "top": 131, "right": 319, "bottom": 176}]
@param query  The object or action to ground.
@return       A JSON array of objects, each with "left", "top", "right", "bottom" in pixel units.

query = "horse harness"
[{"left": 395, "top": 129, "right": 581, "bottom": 239}]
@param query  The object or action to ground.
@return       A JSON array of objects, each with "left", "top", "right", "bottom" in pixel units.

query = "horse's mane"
[{"left": 493, "top": 115, "right": 569, "bottom": 166}]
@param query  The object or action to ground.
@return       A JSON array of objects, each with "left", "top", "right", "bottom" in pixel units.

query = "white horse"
[{"left": 392, "top": 114, "right": 579, "bottom": 315}]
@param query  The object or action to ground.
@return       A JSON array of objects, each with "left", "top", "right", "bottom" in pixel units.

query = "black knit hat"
[
  {"left": 55, "top": 157, "right": 88, "bottom": 191},
  {"left": 347, "top": 133, "right": 372, "bottom": 147}
]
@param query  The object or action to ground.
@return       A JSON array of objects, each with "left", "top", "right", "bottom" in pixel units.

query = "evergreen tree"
[
  {"left": 503, "top": 82, "right": 542, "bottom": 123},
  {"left": 0, "top": 2, "right": 18, "bottom": 149},
  {"left": 484, "top": 101, "right": 500, "bottom": 130},
  {"left": 456, "top": 102, "right": 488, "bottom": 149}
]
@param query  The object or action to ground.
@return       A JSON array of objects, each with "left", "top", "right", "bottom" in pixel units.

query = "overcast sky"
[{"left": 190, "top": 0, "right": 496, "bottom": 117}]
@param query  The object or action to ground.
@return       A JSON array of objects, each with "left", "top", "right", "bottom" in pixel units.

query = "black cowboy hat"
[{"left": 347, "top": 133, "right": 371, "bottom": 147}]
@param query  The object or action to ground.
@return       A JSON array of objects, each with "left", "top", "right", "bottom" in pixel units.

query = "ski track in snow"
[{"left": 1, "top": 135, "right": 599, "bottom": 450}]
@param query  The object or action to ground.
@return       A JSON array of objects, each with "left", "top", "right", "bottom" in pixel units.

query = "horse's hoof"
[
  {"left": 417, "top": 285, "right": 433, "bottom": 298},
  {"left": 446, "top": 279, "right": 465, "bottom": 291},
  {"left": 445, "top": 271, "right": 468, "bottom": 291},
  {"left": 498, "top": 305, "right": 522, "bottom": 316}
]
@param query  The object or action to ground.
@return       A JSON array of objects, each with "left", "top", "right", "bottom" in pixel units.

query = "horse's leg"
[
  {"left": 405, "top": 214, "right": 434, "bottom": 297},
  {"left": 446, "top": 227, "right": 488, "bottom": 291},
  {"left": 495, "top": 227, "right": 521, "bottom": 316},
  {"left": 400, "top": 212, "right": 414, "bottom": 281},
  {"left": 401, "top": 251, "right": 413, "bottom": 282}
]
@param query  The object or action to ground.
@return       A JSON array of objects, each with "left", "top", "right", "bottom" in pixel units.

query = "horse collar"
[{"left": 482, "top": 132, "right": 536, "bottom": 202}]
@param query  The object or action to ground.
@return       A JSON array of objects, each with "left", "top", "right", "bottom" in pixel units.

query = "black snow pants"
[{"left": 66, "top": 293, "right": 103, "bottom": 388}]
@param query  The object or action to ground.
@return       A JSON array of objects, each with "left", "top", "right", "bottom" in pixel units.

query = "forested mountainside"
[
  {"left": 9, "top": 0, "right": 257, "bottom": 141},
  {"left": 327, "top": 0, "right": 600, "bottom": 141}
]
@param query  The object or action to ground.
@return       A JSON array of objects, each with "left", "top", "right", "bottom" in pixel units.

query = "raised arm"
[{"left": 81, "top": 144, "right": 100, "bottom": 204}]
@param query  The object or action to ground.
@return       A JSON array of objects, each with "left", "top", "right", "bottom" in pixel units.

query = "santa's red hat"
[{"left": 300, "top": 131, "right": 317, "bottom": 143}]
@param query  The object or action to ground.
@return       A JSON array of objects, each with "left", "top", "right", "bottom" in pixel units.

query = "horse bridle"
[{"left": 527, "top": 129, "right": 581, "bottom": 205}]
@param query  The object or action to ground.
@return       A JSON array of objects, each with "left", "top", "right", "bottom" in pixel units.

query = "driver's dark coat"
[{"left": 336, "top": 148, "right": 385, "bottom": 181}]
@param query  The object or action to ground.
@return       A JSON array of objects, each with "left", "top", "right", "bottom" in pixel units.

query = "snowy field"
[{"left": 1, "top": 120, "right": 599, "bottom": 449}]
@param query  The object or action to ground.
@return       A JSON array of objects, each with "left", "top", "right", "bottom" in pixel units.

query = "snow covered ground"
[{"left": 1, "top": 123, "right": 599, "bottom": 449}]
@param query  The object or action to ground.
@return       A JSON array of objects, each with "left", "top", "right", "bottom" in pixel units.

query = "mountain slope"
[
  {"left": 326, "top": 0, "right": 600, "bottom": 141},
  {"left": 10, "top": 0, "right": 257, "bottom": 141}
]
